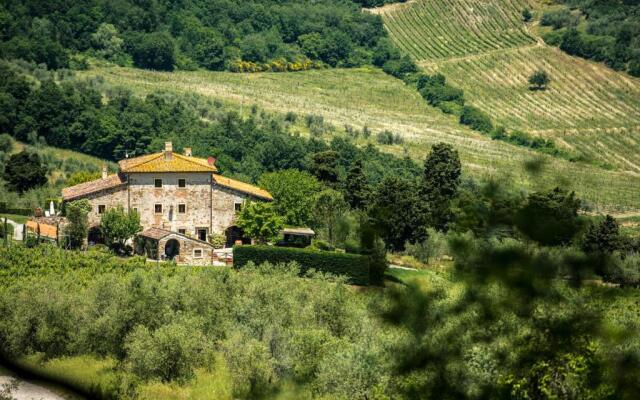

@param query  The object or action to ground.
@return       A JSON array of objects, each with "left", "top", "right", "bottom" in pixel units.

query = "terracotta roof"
[
  {"left": 212, "top": 174, "right": 273, "bottom": 201},
  {"left": 26, "top": 220, "right": 57, "bottom": 240},
  {"left": 138, "top": 227, "right": 172, "bottom": 240},
  {"left": 62, "top": 174, "right": 127, "bottom": 201},
  {"left": 119, "top": 152, "right": 218, "bottom": 173}
]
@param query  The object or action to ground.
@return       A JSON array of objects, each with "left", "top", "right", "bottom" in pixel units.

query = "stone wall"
[
  {"left": 66, "top": 173, "right": 260, "bottom": 243},
  {"left": 128, "top": 172, "right": 213, "bottom": 236},
  {"left": 211, "top": 185, "right": 246, "bottom": 235},
  {"left": 156, "top": 233, "right": 215, "bottom": 266},
  {"left": 80, "top": 186, "right": 128, "bottom": 227}
]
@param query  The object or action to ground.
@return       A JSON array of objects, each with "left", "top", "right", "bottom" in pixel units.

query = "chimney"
[
  {"left": 164, "top": 141, "right": 173, "bottom": 160},
  {"left": 207, "top": 157, "right": 216, "bottom": 167},
  {"left": 184, "top": 147, "right": 192, "bottom": 157},
  {"left": 101, "top": 165, "right": 108, "bottom": 179}
]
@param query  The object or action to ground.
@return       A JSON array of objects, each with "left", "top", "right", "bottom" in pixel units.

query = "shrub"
[
  {"left": 233, "top": 245, "right": 370, "bottom": 285},
  {"left": 209, "top": 233, "right": 226, "bottom": 249},
  {"left": 528, "top": 70, "right": 550, "bottom": 90},
  {"left": 125, "top": 320, "right": 210, "bottom": 383},
  {"left": 382, "top": 55, "right": 417, "bottom": 78},
  {"left": 460, "top": 106, "right": 493, "bottom": 133},
  {"left": 541, "top": 9, "right": 577, "bottom": 30},
  {"left": 606, "top": 254, "right": 640, "bottom": 287}
]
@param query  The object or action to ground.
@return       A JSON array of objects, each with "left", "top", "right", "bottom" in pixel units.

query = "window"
[
  {"left": 197, "top": 229, "right": 207, "bottom": 241},
  {"left": 178, "top": 178, "right": 186, "bottom": 188},
  {"left": 178, "top": 204, "right": 186, "bottom": 214},
  {"left": 178, "top": 229, "right": 186, "bottom": 235},
  {"left": 154, "top": 178, "right": 162, "bottom": 188},
  {"left": 234, "top": 202, "right": 242, "bottom": 212},
  {"left": 98, "top": 205, "right": 106, "bottom": 214},
  {"left": 154, "top": 204, "right": 162, "bottom": 213},
  {"left": 193, "top": 249, "right": 203, "bottom": 258}
]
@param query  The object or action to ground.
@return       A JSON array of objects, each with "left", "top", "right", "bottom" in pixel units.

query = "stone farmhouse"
[{"left": 61, "top": 142, "right": 272, "bottom": 265}]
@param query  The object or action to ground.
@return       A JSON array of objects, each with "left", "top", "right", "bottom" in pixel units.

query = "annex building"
[{"left": 61, "top": 142, "right": 272, "bottom": 264}]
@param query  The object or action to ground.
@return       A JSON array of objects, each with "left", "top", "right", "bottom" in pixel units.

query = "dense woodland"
[
  {"left": 542, "top": 0, "right": 640, "bottom": 76},
  {"left": 0, "top": 0, "right": 388, "bottom": 71}
]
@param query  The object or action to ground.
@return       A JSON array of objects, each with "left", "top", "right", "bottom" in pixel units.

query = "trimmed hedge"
[
  {"left": 233, "top": 245, "right": 371, "bottom": 285},
  {"left": 0, "top": 202, "right": 31, "bottom": 216}
]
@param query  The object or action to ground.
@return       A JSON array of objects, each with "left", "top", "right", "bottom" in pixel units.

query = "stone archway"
[
  {"left": 225, "top": 226, "right": 250, "bottom": 247},
  {"left": 164, "top": 238, "right": 180, "bottom": 260}
]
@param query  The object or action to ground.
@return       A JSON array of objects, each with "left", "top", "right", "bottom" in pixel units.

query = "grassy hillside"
[
  {"left": 78, "top": 65, "right": 640, "bottom": 212},
  {"left": 373, "top": 0, "right": 640, "bottom": 176}
]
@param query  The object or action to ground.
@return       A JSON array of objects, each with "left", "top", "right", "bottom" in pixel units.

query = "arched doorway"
[
  {"left": 164, "top": 239, "right": 180, "bottom": 260},
  {"left": 88, "top": 226, "right": 104, "bottom": 245},
  {"left": 225, "top": 226, "right": 250, "bottom": 247}
]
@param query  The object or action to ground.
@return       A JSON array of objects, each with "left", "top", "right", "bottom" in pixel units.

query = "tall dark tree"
[
  {"left": 3, "top": 151, "right": 48, "bottom": 193},
  {"left": 421, "top": 143, "right": 462, "bottom": 231},
  {"left": 128, "top": 32, "right": 175, "bottom": 71},
  {"left": 369, "top": 176, "right": 427, "bottom": 251},
  {"left": 310, "top": 150, "right": 339, "bottom": 184},
  {"left": 581, "top": 215, "right": 620, "bottom": 254},
  {"left": 345, "top": 159, "right": 370, "bottom": 210},
  {"left": 515, "top": 187, "right": 583, "bottom": 246}
]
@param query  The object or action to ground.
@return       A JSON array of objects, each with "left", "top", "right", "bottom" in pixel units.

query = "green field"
[
  {"left": 78, "top": 65, "right": 640, "bottom": 212},
  {"left": 369, "top": 0, "right": 536, "bottom": 60},
  {"left": 364, "top": 0, "right": 640, "bottom": 209}
]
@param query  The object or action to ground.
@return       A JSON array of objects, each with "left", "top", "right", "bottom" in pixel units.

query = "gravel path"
[{"left": 0, "top": 376, "right": 67, "bottom": 400}]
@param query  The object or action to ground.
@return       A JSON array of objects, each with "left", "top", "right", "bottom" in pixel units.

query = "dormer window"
[
  {"left": 154, "top": 179, "right": 162, "bottom": 188},
  {"left": 178, "top": 178, "right": 186, "bottom": 188}
]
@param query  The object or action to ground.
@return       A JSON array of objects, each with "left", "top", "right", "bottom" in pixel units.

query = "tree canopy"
[{"left": 0, "top": 0, "right": 388, "bottom": 71}]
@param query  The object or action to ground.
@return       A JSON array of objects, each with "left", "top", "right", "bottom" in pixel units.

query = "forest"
[
  {"left": 0, "top": 0, "right": 389, "bottom": 72},
  {"left": 542, "top": 0, "right": 640, "bottom": 76}
]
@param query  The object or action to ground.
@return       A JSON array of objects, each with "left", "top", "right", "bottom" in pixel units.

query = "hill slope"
[
  {"left": 79, "top": 65, "right": 640, "bottom": 212},
  {"left": 372, "top": 0, "right": 640, "bottom": 176}
]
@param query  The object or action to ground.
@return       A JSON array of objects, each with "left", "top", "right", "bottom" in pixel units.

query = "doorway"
[{"left": 164, "top": 239, "right": 180, "bottom": 260}]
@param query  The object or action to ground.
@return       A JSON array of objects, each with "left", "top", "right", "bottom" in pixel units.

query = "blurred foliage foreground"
[{"left": 1, "top": 214, "right": 640, "bottom": 399}]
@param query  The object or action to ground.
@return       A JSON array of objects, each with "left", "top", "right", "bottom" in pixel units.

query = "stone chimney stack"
[
  {"left": 164, "top": 142, "right": 173, "bottom": 160},
  {"left": 184, "top": 147, "right": 192, "bottom": 157},
  {"left": 101, "top": 165, "right": 108, "bottom": 179}
]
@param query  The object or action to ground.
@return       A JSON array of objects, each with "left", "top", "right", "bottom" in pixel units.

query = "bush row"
[
  {"left": 233, "top": 245, "right": 371, "bottom": 285},
  {"left": 0, "top": 202, "right": 31, "bottom": 216}
]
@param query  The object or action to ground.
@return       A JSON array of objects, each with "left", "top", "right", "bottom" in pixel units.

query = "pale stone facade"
[{"left": 61, "top": 142, "right": 273, "bottom": 264}]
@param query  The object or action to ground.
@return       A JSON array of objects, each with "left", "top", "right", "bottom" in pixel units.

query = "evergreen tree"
[
  {"left": 345, "top": 159, "right": 371, "bottom": 210},
  {"left": 421, "top": 143, "right": 462, "bottom": 231},
  {"left": 369, "top": 176, "right": 427, "bottom": 251},
  {"left": 3, "top": 151, "right": 48, "bottom": 193},
  {"left": 582, "top": 215, "right": 620, "bottom": 254},
  {"left": 310, "top": 150, "right": 339, "bottom": 184},
  {"left": 515, "top": 187, "right": 583, "bottom": 246}
]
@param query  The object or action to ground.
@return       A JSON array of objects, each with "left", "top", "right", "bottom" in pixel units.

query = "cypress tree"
[{"left": 345, "top": 159, "right": 371, "bottom": 210}]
